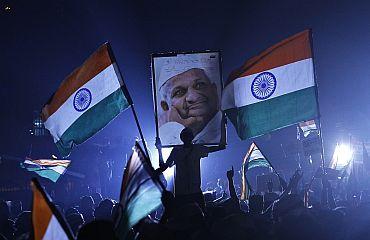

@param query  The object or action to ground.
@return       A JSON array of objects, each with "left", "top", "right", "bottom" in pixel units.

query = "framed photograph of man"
[{"left": 152, "top": 51, "right": 226, "bottom": 147}]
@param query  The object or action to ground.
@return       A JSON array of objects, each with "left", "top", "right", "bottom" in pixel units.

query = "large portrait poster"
[{"left": 152, "top": 51, "right": 226, "bottom": 147}]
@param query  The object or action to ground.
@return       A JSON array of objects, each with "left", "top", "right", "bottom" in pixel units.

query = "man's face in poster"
[{"left": 160, "top": 68, "right": 219, "bottom": 135}]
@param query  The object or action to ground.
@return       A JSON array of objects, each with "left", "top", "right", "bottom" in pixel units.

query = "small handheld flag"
[
  {"left": 241, "top": 142, "right": 271, "bottom": 200},
  {"left": 115, "top": 142, "right": 163, "bottom": 239},
  {"left": 31, "top": 178, "right": 74, "bottom": 240},
  {"left": 299, "top": 119, "right": 318, "bottom": 138},
  {"left": 22, "top": 158, "right": 70, "bottom": 182}
]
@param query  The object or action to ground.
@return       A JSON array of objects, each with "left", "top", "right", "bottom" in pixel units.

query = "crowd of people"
[{"left": 1, "top": 165, "right": 370, "bottom": 240}]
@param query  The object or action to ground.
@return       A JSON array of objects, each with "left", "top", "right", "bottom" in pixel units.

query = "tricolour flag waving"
[
  {"left": 42, "top": 43, "right": 132, "bottom": 156},
  {"left": 241, "top": 142, "right": 271, "bottom": 200},
  {"left": 115, "top": 142, "right": 163, "bottom": 239},
  {"left": 299, "top": 119, "right": 318, "bottom": 137},
  {"left": 22, "top": 158, "right": 71, "bottom": 182},
  {"left": 31, "top": 178, "right": 74, "bottom": 240},
  {"left": 222, "top": 30, "right": 318, "bottom": 139}
]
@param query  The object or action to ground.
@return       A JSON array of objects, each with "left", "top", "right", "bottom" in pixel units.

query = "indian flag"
[
  {"left": 299, "top": 119, "right": 318, "bottom": 137},
  {"left": 241, "top": 142, "right": 270, "bottom": 200},
  {"left": 115, "top": 142, "right": 163, "bottom": 239},
  {"left": 22, "top": 158, "right": 70, "bottom": 182},
  {"left": 31, "top": 178, "right": 74, "bottom": 240},
  {"left": 222, "top": 30, "right": 318, "bottom": 139},
  {"left": 42, "top": 43, "right": 132, "bottom": 156}
]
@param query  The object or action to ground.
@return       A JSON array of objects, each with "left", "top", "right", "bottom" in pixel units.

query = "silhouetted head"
[
  {"left": 80, "top": 196, "right": 95, "bottom": 211},
  {"left": 65, "top": 207, "right": 80, "bottom": 216},
  {"left": 94, "top": 199, "right": 114, "bottom": 221},
  {"left": 66, "top": 213, "right": 84, "bottom": 235},
  {"left": 92, "top": 192, "right": 103, "bottom": 208},
  {"left": 180, "top": 127, "right": 194, "bottom": 145}
]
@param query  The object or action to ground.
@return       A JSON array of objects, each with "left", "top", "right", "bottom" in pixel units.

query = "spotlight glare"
[
  {"left": 332, "top": 144, "right": 353, "bottom": 169},
  {"left": 161, "top": 147, "right": 173, "bottom": 162},
  {"left": 163, "top": 165, "right": 175, "bottom": 181}
]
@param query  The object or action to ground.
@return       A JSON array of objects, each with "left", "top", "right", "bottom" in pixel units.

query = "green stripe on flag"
[
  {"left": 248, "top": 159, "right": 270, "bottom": 170},
  {"left": 115, "top": 184, "right": 162, "bottom": 239},
  {"left": 225, "top": 87, "right": 318, "bottom": 139},
  {"left": 28, "top": 169, "right": 61, "bottom": 182},
  {"left": 56, "top": 88, "right": 130, "bottom": 156}
]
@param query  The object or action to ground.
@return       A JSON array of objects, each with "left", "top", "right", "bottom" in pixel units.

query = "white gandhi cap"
[{"left": 155, "top": 52, "right": 220, "bottom": 91}]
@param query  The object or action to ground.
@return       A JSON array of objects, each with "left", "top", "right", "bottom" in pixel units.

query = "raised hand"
[
  {"left": 166, "top": 106, "right": 205, "bottom": 133},
  {"left": 227, "top": 166, "right": 234, "bottom": 180}
]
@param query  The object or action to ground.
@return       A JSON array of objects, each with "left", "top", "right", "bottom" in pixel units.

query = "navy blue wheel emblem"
[
  {"left": 251, "top": 72, "right": 277, "bottom": 100},
  {"left": 73, "top": 88, "right": 92, "bottom": 112}
]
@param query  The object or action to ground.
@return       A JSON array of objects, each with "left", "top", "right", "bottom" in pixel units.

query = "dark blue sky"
[{"left": 1, "top": 0, "right": 370, "bottom": 185}]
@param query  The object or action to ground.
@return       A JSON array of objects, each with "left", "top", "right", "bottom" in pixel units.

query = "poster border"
[{"left": 151, "top": 50, "right": 226, "bottom": 148}]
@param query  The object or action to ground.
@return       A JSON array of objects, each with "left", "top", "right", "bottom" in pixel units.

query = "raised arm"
[
  {"left": 207, "top": 144, "right": 226, "bottom": 153},
  {"left": 227, "top": 166, "right": 238, "bottom": 200}
]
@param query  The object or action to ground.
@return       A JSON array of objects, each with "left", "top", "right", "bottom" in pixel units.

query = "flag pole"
[
  {"left": 135, "top": 142, "right": 167, "bottom": 191},
  {"left": 150, "top": 54, "right": 164, "bottom": 166},
  {"left": 309, "top": 29, "right": 326, "bottom": 173},
  {"left": 31, "top": 178, "right": 75, "bottom": 240},
  {"left": 106, "top": 43, "right": 150, "bottom": 159},
  {"left": 130, "top": 105, "right": 150, "bottom": 159}
]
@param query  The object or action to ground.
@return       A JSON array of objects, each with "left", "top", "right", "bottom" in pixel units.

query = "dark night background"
[{"left": 1, "top": 0, "right": 370, "bottom": 199}]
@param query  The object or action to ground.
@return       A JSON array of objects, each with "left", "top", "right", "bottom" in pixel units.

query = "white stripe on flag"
[
  {"left": 44, "top": 64, "right": 121, "bottom": 142},
  {"left": 24, "top": 160, "right": 38, "bottom": 166},
  {"left": 250, "top": 148, "right": 264, "bottom": 160},
  {"left": 222, "top": 58, "right": 314, "bottom": 110},
  {"left": 42, "top": 215, "right": 69, "bottom": 240}
]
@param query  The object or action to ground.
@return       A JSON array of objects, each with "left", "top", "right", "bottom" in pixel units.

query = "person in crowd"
[
  {"left": 10, "top": 200, "right": 22, "bottom": 220},
  {"left": 0, "top": 200, "right": 14, "bottom": 240},
  {"left": 156, "top": 127, "right": 225, "bottom": 211},
  {"left": 214, "top": 178, "right": 226, "bottom": 198},
  {"left": 79, "top": 196, "right": 95, "bottom": 223},
  {"left": 263, "top": 180, "right": 279, "bottom": 211},
  {"left": 215, "top": 167, "right": 240, "bottom": 214},
  {"left": 94, "top": 198, "right": 114, "bottom": 221},
  {"left": 66, "top": 213, "right": 85, "bottom": 236},
  {"left": 92, "top": 192, "right": 103, "bottom": 208},
  {"left": 13, "top": 211, "right": 32, "bottom": 240}
]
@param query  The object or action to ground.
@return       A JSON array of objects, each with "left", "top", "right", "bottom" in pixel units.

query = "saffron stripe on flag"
[
  {"left": 32, "top": 178, "right": 73, "bottom": 240},
  {"left": 44, "top": 64, "right": 122, "bottom": 142},
  {"left": 42, "top": 44, "right": 113, "bottom": 120},
  {"left": 55, "top": 88, "right": 129, "bottom": 156},
  {"left": 226, "top": 29, "right": 312, "bottom": 85}
]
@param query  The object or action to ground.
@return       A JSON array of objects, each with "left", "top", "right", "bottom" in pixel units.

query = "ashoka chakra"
[
  {"left": 73, "top": 88, "right": 92, "bottom": 112},
  {"left": 251, "top": 72, "right": 277, "bottom": 100}
]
